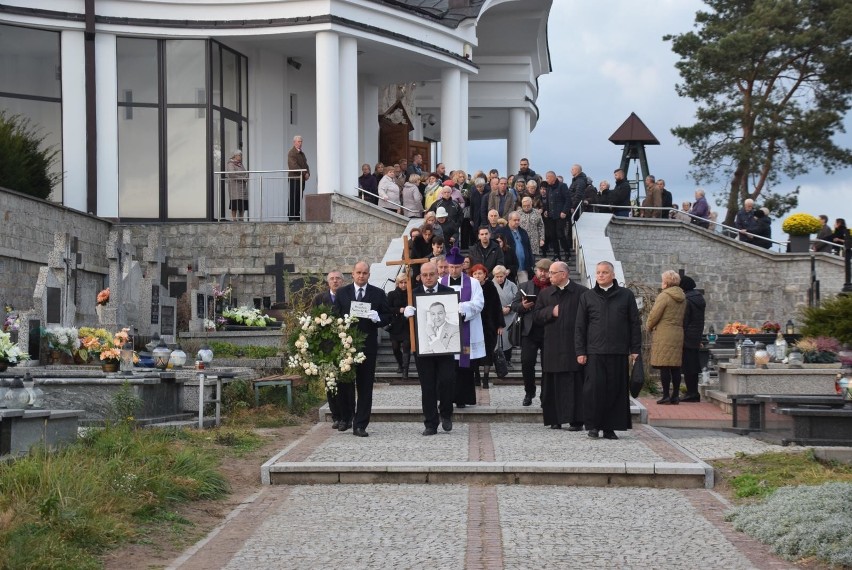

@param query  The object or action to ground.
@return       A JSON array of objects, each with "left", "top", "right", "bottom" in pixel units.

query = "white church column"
[
  {"left": 61, "top": 30, "right": 87, "bottom": 211},
  {"left": 339, "top": 36, "right": 358, "bottom": 196},
  {"left": 507, "top": 107, "right": 530, "bottom": 175},
  {"left": 315, "top": 31, "right": 340, "bottom": 194},
  {"left": 95, "top": 33, "right": 118, "bottom": 217},
  {"left": 440, "top": 67, "right": 461, "bottom": 171},
  {"left": 359, "top": 80, "right": 379, "bottom": 171},
  {"left": 460, "top": 72, "right": 469, "bottom": 173}
]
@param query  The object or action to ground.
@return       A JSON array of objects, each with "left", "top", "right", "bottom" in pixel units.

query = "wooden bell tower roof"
[{"left": 609, "top": 112, "right": 660, "bottom": 145}]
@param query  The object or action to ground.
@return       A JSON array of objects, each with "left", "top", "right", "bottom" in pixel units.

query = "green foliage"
[
  {"left": 0, "top": 424, "right": 228, "bottom": 569},
  {"left": 109, "top": 381, "right": 143, "bottom": 424},
  {"left": 208, "top": 341, "right": 278, "bottom": 359},
  {"left": 726, "top": 482, "right": 852, "bottom": 566},
  {"left": 799, "top": 294, "right": 852, "bottom": 344},
  {"left": 665, "top": 0, "right": 852, "bottom": 224},
  {"left": 222, "top": 378, "right": 253, "bottom": 413},
  {"left": 0, "top": 110, "right": 61, "bottom": 199}
]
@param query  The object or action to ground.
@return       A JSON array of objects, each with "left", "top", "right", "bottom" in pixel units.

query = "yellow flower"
[{"left": 781, "top": 213, "right": 822, "bottom": 236}]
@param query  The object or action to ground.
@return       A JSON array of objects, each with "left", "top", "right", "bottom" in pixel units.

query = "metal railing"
[{"left": 213, "top": 168, "right": 306, "bottom": 222}]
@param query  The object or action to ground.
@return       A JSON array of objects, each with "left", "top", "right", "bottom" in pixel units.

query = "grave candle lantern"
[
  {"left": 120, "top": 341, "right": 135, "bottom": 373},
  {"left": 197, "top": 344, "right": 213, "bottom": 367},
  {"left": 153, "top": 339, "right": 172, "bottom": 370}
]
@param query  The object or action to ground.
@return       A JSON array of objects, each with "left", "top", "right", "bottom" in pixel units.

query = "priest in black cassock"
[
  {"left": 532, "top": 261, "right": 587, "bottom": 430},
  {"left": 575, "top": 260, "right": 641, "bottom": 440}
]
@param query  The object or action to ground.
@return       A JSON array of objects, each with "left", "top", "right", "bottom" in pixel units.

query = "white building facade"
[{"left": 0, "top": 0, "right": 552, "bottom": 221}]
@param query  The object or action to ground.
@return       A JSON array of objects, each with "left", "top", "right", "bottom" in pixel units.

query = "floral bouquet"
[
  {"left": 794, "top": 336, "right": 841, "bottom": 364},
  {"left": 212, "top": 284, "right": 232, "bottom": 300},
  {"left": 77, "top": 327, "right": 112, "bottom": 362},
  {"left": 3, "top": 305, "right": 19, "bottom": 332},
  {"left": 44, "top": 326, "right": 81, "bottom": 355},
  {"left": 286, "top": 305, "right": 366, "bottom": 395},
  {"left": 0, "top": 330, "right": 29, "bottom": 365},
  {"left": 96, "top": 287, "right": 110, "bottom": 306},
  {"left": 781, "top": 213, "right": 822, "bottom": 236},
  {"left": 721, "top": 322, "right": 760, "bottom": 335},
  {"left": 222, "top": 306, "right": 277, "bottom": 327},
  {"left": 761, "top": 321, "right": 781, "bottom": 333}
]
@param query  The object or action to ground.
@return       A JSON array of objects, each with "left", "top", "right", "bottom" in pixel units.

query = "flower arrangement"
[
  {"left": 781, "top": 213, "right": 823, "bottom": 236},
  {"left": 794, "top": 336, "right": 840, "bottom": 364},
  {"left": 96, "top": 287, "right": 110, "bottom": 306},
  {"left": 761, "top": 321, "right": 781, "bottom": 333},
  {"left": 203, "top": 317, "right": 227, "bottom": 332},
  {"left": 44, "top": 326, "right": 81, "bottom": 355},
  {"left": 0, "top": 330, "right": 29, "bottom": 364},
  {"left": 222, "top": 306, "right": 277, "bottom": 327},
  {"left": 77, "top": 327, "right": 112, "bottom": 362},
  {"left": 212, "top": 284, "right": 232, "bottom": 300},
  {"left": 3, "top": 305, "right": 19, "bottom": 332},
  {"left": 721, "top": 322, "right": 760, "bottom": 335},
  {"left": 286, "top": 305, "right": 366, "bottom": 395}
]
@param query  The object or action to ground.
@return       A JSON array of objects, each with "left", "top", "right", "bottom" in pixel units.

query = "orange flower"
[{"left": 96, "top": 288, "right": 110, "bottom": 306}]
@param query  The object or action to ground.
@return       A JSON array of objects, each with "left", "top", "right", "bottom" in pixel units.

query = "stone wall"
[
  {"left": 606, "top": 218, "right": 846, "bottom": 330},
  {"left": 0, "top": 188, "right": 110, "bottom": 319}
]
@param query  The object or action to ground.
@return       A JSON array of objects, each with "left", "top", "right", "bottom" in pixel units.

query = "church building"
[{"left": 0, "top": 0, "right": 554, "bottom": 221}]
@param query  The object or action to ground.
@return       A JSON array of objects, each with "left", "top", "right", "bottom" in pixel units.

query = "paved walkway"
[{"left": 168, "top": 385, "right": 803, "bottom": 570}]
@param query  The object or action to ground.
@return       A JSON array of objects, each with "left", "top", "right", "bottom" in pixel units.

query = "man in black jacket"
[
  {"left": 510, "top": 258, "right": 552, "bottom": 406},
  {"left": 679, "top": 275, "right": 705, "bottom": 402},
  {"left": 403, "top": 262, "right": 457, "bottom": 435},
  {"left": 610, "top": 169, "right": 632, "bottom": 217},
  {"left": 470, "top": 227, "right": 504, "bottom": 274},
  {"left": 575, "top": 261, "right": 641, "bottom": 440},
  {"left": 333, "top": 261, "right": 392, "bottom": 437},
  {"left": 540, "top": 171, "right": 571, "bottom": 260}
]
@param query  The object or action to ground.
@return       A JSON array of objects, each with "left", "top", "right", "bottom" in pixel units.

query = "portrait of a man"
[{"left": 414, "top": 292, "right": 461, "bottom": 355}]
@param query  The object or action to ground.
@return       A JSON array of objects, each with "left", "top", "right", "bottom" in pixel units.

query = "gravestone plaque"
[
  {"left": 161, "top": 306, "right": 175, "bottom": 336},
  {"left": 151, "top": 284, "right": 160, "bottom": 325},
  {"left": 170, "top": 282, "right": 187, "bottom": 300},
  {"left": 28, "top": 319, "right": 41, "bottom": 359},
  {"left": 196, "top": 293, "right": 205, "bottom": 317},
  {"left": 46, "top": 287, "right": 62, "bottom": 324}
]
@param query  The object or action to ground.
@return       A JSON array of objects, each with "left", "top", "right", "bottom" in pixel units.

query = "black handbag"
[
  {"left": 508, "top": 316, "right": 522, "bottom": 347},
  {"left": 629, "top": 354, "right": 645, "bottom": 398},
  {"left": 493, "top": 337, "right": 509, "bottom": 379}
]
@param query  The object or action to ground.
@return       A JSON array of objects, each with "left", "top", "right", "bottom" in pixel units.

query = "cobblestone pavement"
[
  {"left": 370, "top": 384, "right": 540, "bottom": 409},
  {"left": 657, "top": 427, "right": 803, "bottom": 460},
  {"left": 175, "top": 484, "right": 794, "bottom": 570}
]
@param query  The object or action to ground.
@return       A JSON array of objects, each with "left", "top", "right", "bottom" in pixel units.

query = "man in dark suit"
[
  {"left": 313, "top": 270, "right": 344, "bottom": 428},
  {"left": 510, "top": 258, "right": 551, "bottom": 406},
  {"left": 404, "top": 262, "right": 458, "bottom": 436},
  {"left": 333, "top": 261, "right": 391, "bottom": 437}
]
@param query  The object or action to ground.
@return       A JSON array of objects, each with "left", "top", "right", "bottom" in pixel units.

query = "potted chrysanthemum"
[
  {"left": 0, "top": 330, "right": 29, "bottom": 371},
  {"left": 782, "top": 213, "right": 823, "bottom": 253}
]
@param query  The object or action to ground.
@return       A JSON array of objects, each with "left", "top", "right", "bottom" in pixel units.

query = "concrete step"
[{"left": 261, "top": 421, "right": 711, "bottom": 488}]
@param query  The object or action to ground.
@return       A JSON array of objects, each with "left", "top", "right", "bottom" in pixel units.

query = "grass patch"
[
  {"left": 180, "top": 427, "right": 266, "bottom": 456},
  {"left": 0, "top": 424, "right": 228, "bottom": 569},
  {"left": 712, "top": 450, "right": 852, "bottom": 500},
  {"left": 207, "top": 341, "right": 278, "bottom": 359}
]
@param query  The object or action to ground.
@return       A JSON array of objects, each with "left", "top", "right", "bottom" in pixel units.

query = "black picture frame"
[{"left": 414, "top": 291, "right": 461, "bottom": 356}]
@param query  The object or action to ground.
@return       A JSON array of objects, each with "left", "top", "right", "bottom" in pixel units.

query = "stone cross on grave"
[
  {"left": 385, "top": 236, "right": 430, "bottom": 351},
  {"left": 65, "top": 235, "right": 82, "bottom": 308},
  {"left": 264, "top": 253, "right": 295, "bottom": 305}
]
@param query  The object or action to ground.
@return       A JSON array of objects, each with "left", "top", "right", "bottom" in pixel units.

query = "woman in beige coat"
[{"left": 647, "top": 270, "right": 686, "bottom": 404}]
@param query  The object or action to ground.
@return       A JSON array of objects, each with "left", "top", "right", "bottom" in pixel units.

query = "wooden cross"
[
  {"left": 386, "top": 236, "right": 430, "bottom": 351},
  {"left": 264, "top": 252, "right": 296, "bottom": 304}
]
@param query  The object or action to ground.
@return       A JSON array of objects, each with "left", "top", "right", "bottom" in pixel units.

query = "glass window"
[
  {"left": 167, "top": 108, "right": 207, "bottom": 218},
  {"left": 117, "top": 38, "right": 158, "bottom": 104},
  {"left": 211, "top": 45, "right": 221, "bottom": 108},
  {"left": 0, "top": 95, "right": 63, "bottom": 199},
  {"left": 240, "top": 55, "right": 248, "bottom": 115},
  {"left": 222, "top": 49, "right": 238, "bottom": 112},
  {"left": 0, "top": 24, "right": 61, "bottom": 99},
  {"left": 166, "top": 40, "right": 206, "bottom": 105},
  {"left": 118, "top": 107, "right": 159, "bottom": 218}
]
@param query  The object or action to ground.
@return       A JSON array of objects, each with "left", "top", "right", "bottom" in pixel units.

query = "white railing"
[
  {"left": 213, "top": 168, "right": 306, "bottom": 222},
  {"left": 356, "top": 186, "right": 420, "bottom": 216}
]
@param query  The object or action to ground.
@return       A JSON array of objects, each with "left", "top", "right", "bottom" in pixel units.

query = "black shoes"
[
  {"left": 422, "top": 427, "right": 438, "bottom": 436},
  {"left": 331, "top": 420, "right": 340, "bottom": 429},
  {"left": 602, "top": 430, "right": 618, "bottom": 440},
  {"left": 396, "top": 365, "right": 403, "bottom": 373},
  {"left": 550, "top": 424, "right": 562, "bottom": 429},
  {"left": 587, "top": 429, "right": 599, "bottom": 438},
  {"left": 338, "top": 421, "right": 352, "bottom": 432},
  {"left": 681, "top": 393, "right": 701, "bottom": 403},
  {"left": 353, "top": 428, "right": 369, "bottom": 437},
  {"left": 442, "top": 417, "right": 453, "bottom": 432},
  {"left": 669, "top": 397, "right": 680, "bottom": 405},
  {"left": 656, "top": 396, "right": 671, "bottom": 405},
  {"left": 457, "top": 403, "right": 466, "bottom": 408},
  {"left": 522, "top": 397, "right": 533, "bottom": 407},
  {"left": 567, "top": 425, "right": 583, "bottom": 432}
]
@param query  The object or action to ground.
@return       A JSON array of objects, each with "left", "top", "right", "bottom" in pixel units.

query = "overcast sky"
[{"left": 468, "top": 0, "right": 852, "bottom": 230}]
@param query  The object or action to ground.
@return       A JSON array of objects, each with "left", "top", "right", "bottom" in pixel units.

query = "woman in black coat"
[
  {"left": 359, "top": 163, "right": 379, "bottom": 205},
  {"left": 832, "top": 218, "right": 848, "bottom": 255},
  {"left": 494, "top": 233, "right": 519, "bottom": 282},
  {"left": 386, "top": 273, "right": 412, "bottom": 378},
  {"left": 470, "top": 264, "right": 504, "bottom": 389},
  {"left": 680, "top": 275, "right": 706, "bottom": 402}
]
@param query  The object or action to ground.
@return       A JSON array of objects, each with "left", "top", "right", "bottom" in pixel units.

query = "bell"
[{"left": 152, "top": 339, "right": 172, "bottom": 370}]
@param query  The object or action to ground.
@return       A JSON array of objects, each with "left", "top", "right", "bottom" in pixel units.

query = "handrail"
[
  {"left": 356, "top": 186, "right": 421, "bottom": 215},
  {"left": 213, "top": 168, "right": 306, "bottom": 222}
]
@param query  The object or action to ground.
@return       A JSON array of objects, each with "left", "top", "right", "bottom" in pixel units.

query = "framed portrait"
[{"left": 414, "top": 291, "right": 461, "bottom": 356}]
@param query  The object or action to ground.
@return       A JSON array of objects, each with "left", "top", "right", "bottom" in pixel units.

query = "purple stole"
[{"left": 441, "top": 274, "right": 472, "bottom": 367}]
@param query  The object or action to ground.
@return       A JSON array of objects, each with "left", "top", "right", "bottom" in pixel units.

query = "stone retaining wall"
[{"left": 607, "top": 218, "right": 845, "bottom": 329}]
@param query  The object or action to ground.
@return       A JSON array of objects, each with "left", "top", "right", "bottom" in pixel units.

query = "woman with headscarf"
[
  {"left": 647, "top": 270, "right": 686, "bottom": 404},
  {"left": 679, "top": 275, "right": 705, "bottom": 402},
  {"left": 492, "top": 265, "right": 518, "bottom": 366},
  {"left": 226, "top": 149, "right": 248, "bottom": 221}
]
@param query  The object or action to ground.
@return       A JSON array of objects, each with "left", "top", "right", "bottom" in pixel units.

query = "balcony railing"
[{"left": 213, "top": 168, "right": 306, "bottom": 222}]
